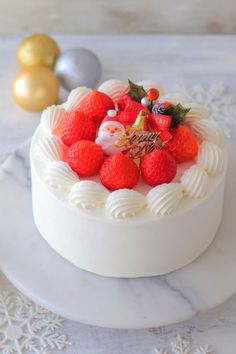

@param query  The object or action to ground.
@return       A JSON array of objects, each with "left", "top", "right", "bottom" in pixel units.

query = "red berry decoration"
[
  {"left": 77, "top": 90, "right": 115, "bottom": 125},
  {"left": 68, "top": 140, "right": 104, "bottom": 177},
  {"left": 60, "top": 111, "right": 97, "bottom": 147},
  {"left": 141, "top": 150, "right": 177, "bottom": 187},
  {"left": 147, "top": 88, "right": 159, "bottom": 101},
  {"left": 164, "top": 125, "right": 198, "bottom": 163},
  {"left": 100, "top": 153, "right": 140, "bottom": 190}
]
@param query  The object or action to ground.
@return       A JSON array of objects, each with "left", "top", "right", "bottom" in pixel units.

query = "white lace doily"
[
  {"left": 154, "top": 335, "right": 213, "bottom": 354},
  {"left": 177, "top": 83, "right": 236, "bottom": 138},
  {"left": 0, "top": 290, "right": 71, "bottom": 354}
]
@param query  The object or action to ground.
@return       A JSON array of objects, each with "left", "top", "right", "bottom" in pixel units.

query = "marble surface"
[
  {"left": 0, "top": 0, "right": 236, "bottom": 34},
  {"left": 0, "top": 34, "right": 236, "bottom": 352}
]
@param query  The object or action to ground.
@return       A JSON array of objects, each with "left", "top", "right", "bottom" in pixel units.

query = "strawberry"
[
  {"left": 141, "top": 150, "right": 177, "bottom": 186},
  {"left": 164, "top": 125, "right": 198, "bottom": 163},
  {"left": 117, "top": 88, "right": 130, "bottom": 110},
  {"left": 100, "top": 153, "right": 139, "bottom": 190},
  {"left": 77, "top": 90, "right": 115, "bottom": 125},
  {"left": 68, "top": 140, "right": 104, "bottom": 177},
  {"left": 60, "top": 111, "right": 97, "bottom": 147}
]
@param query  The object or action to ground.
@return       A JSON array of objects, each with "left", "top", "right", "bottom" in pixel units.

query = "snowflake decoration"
[
  {"left": 154, "top": 335, "right": 214, "bottom": 354},
  {"left": 0, "top": 290, "right": 71, "bottom": 354},
  {"left": 176, "top": 83, "right": 236, "bottom": 138}
]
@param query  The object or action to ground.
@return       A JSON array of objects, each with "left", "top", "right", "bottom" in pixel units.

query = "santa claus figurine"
[{"left": 95, "top": 110, "right": 126, "bottom": 156}]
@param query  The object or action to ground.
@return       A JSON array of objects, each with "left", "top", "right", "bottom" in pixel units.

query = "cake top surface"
[{"left": 31, "top": 79, "right": 226, "bottom": 220}]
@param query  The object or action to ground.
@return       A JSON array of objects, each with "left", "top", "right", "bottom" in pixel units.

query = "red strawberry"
[
  {"left": 117, "top": 87, "right": 129, "bottom": 110},
  {"left": 68, "top": 140, "right": 104, "bottom": 177},
  {"left": 60, "top": 111, "right": 97, "bottom": 147},
  {"left": 77, "top": 90, "right": 115, "bottom": 125},
  {"left": 164, "top": 125, "right": 198, "bottom": 163},
  {"left": 100, "top": 153, "right": 139, "bottom": 190},
  {"left": 141, "top": 150, "right": 176, "bottom": 186}
]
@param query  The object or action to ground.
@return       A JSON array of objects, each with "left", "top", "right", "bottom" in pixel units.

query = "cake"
[{"left": 30, "top": 79, "right": 227, "bottom": 278}]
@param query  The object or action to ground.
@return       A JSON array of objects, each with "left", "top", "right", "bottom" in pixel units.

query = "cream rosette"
[
  {"left": 98, "top": 79, "right": 127, "bottom": 104},
  {"left": 34, "top": 136, "right": 63, "bottom": 166},
  {"left": 44, "top": 161, "right": 79, "bottom": 192},
  {"left": 106, "top": 189, "right": 146, "bottom": 219},
  {"left": 41, "top": 105, "right": 66, "bottom": 135},
  {"left": 189, "top": 119, "right": 225, "bottom": 147},
  {"left": 64, "top": 86, "right": 91, "bottom": 111},
  {"left": 69, "top": 181, "right": 109, "bottom": 210},
  {"left": 147, "top": 183, "right": 184, "bottom": 216},
  {"left": 181, "top": 164, "right": 210, "bottom": 199},
  {"left": 197, "top": 141, "right": 224, "bottom": 176},
  {"left": 159, "top": 93, "right": 193, "bottom": 106}
]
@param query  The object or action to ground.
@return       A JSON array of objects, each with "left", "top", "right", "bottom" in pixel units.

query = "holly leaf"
[
  {"left": 126, "top": 79, "right": 147, "bottom": 102},
  {"left": 164, "top": 103, "right": 191, "bottom": 129}
]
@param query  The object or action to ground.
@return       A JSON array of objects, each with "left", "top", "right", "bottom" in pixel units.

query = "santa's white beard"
[{"left": 96, "top": 131, "right": 124, "bottom": 156}]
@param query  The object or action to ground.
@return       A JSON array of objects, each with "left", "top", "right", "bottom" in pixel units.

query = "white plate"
[{"left": 0, "top": 142, "right": 235, "bottom": 329}]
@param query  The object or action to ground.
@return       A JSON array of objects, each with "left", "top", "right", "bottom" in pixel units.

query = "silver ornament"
[
  {"left": 55, "top": 48, "right": 102, "bottom": 91},
  {"left": 141, "top": 97, "right": 151, "bottom": 106}
]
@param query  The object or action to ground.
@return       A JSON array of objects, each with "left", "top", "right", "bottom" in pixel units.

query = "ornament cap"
[{"left": 131, "top": 110, "right": 148, "bottom": 131}]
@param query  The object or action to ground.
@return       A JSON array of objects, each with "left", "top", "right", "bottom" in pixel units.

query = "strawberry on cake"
[{"left": 30, "top": 79, "right": 227, "bottom": 278}]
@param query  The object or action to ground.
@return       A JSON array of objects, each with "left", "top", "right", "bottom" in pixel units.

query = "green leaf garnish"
[
  {"left": 126, "top": 79, "right": 147, "bottom": 102},
  {"left": 164, "top": 103, "right": 191, "bottom": 128}
]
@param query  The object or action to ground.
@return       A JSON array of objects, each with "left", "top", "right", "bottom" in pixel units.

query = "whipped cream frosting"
[
  {"left": 34, "top": 136, "right": 63, "bottom": 165},
  {"left": 185, "top": 102, "right": 209, "bottom": 123},
  {"left": 41, "top": 105, "right": 66, "bottom": 136},
  {"left": 106, "top": 189, "right": 146, "bottom": 219},
  {"left": 159, "top": 93, "right": 193, "bottom": 106},
  {"left": 147, "top": 183, "right": 184, "bottom": 216},
  {"left": 181, "top": 164, "right": 210, "bottom": 199},
  {"left": 44, "top": 161, "right": 79, "bottom": 191},
  {"left": 197, "top": 141, "right": 224, "bottom": 176},
  {"left": 64, "top": 86, "right": 91, "bottom": 111},
  {"left": 189, "top": 119, "right": 225, "bottom": 147},
  {"left": 69, "top": 181, "right": 109, "bottom": 210},
  {"left": 98, "top": 79, "right": 127, "bottom": 104}
]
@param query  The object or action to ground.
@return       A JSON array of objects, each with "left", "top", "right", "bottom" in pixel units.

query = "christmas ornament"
[
  {"left": 13, "top": 66, "right": 59, "bottom": 112},
  {"left": 152, "top": 102, "right": 191, "bottom": 128},
  {"left": 141, "top": 97, "right": 151, "bottom": 106},
  {"left": 55, "top": 48, "right": 102, "bottom": 91},
  {"left": 96, "top": 114, "right": 126, "bottom": 156},
  {"left": 147, "top": 87, "right": 160, "bottom": 101},
  {"left": 16, "top": 33, "right": 60, "bottom": 69}
]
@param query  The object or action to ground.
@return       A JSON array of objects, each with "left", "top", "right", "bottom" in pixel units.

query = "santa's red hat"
[{"left": 99, "top": 110, "right": 125, "bottom": 132}]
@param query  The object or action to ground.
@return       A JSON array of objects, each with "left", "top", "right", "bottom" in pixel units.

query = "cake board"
[{"left": 0, "top": 142, "right": 235, "bottom": 329}]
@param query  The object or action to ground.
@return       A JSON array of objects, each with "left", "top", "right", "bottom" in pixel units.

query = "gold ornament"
[
  {"left": 131, "top": 110, "right": 148, "bottom": 130},
  {"left": 13, "top": 66, "right": 59, "bottom": 112},
  {"left": 16, "top": 33, "right": 60, "bottom": 69}
]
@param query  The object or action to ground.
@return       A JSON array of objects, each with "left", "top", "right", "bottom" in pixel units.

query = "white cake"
[{"left": 30, "top": 79, "right": 227, "bottom": 278}]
